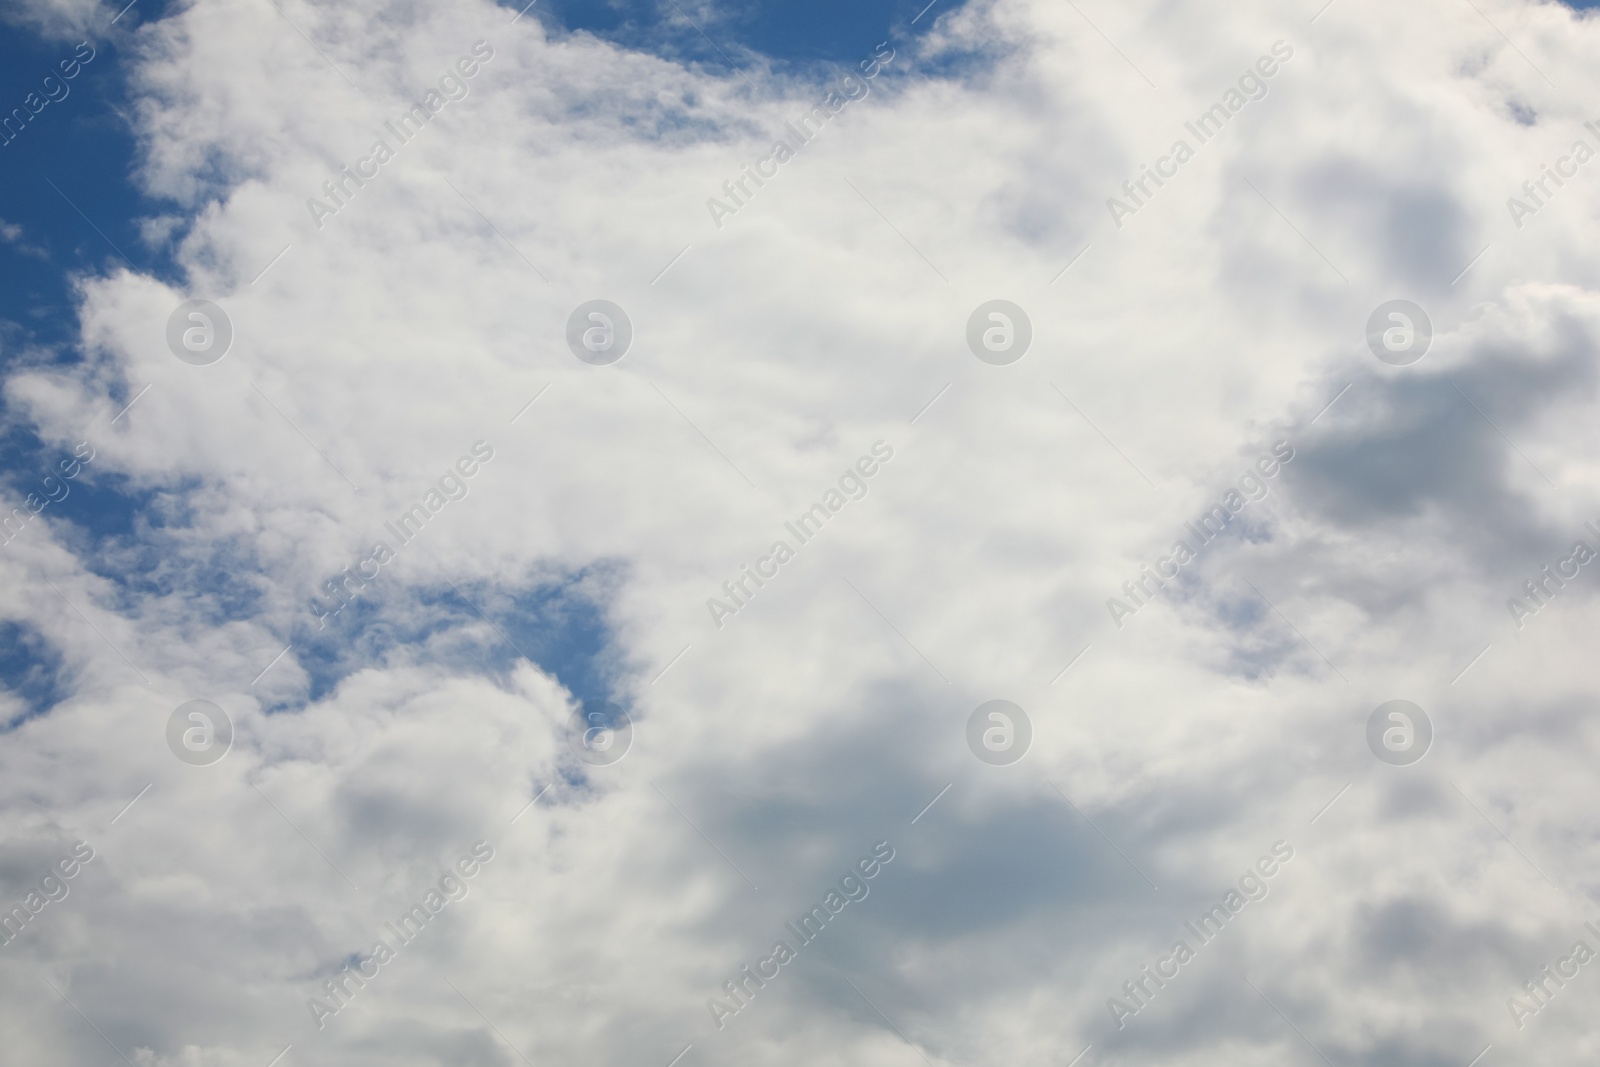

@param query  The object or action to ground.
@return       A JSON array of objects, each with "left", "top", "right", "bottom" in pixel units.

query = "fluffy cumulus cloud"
[{"left": 4, "top": 0, "right": 1600, "bottom": 1063}]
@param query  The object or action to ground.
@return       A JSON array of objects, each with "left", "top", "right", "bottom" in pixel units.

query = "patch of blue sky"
[
  {"left": 519, "top": 0, "right": 975, "bottom": 79},
  {"left": 0, "top": 1, "right": 183, "bottom": 362},
  {"left": 0, "top": 620, "right": 70, "bottom": 729},
  {"left": 284, "top": 567, "right": 630, "bottom": 715},
  {"left": 1, "top": 1, "right": 187, "bottom": 581},
  {"left": 462, "top": 566, "right": 632, "bottom": 713}
]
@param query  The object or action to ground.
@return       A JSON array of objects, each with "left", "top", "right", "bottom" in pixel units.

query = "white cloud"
[{"left": 5, "top": 0, "right": 1600, "bottom": 1064}]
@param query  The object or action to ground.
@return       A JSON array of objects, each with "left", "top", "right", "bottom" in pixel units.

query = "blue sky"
[
  {"left": 537, "top": 0, "right": 943, "bottom": 63},
  {"left": 0, "top": 2, "right": 179, "bottom": 356},
  {"left": 0, "top": 2, "right": 178, "bottom": 602}
]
